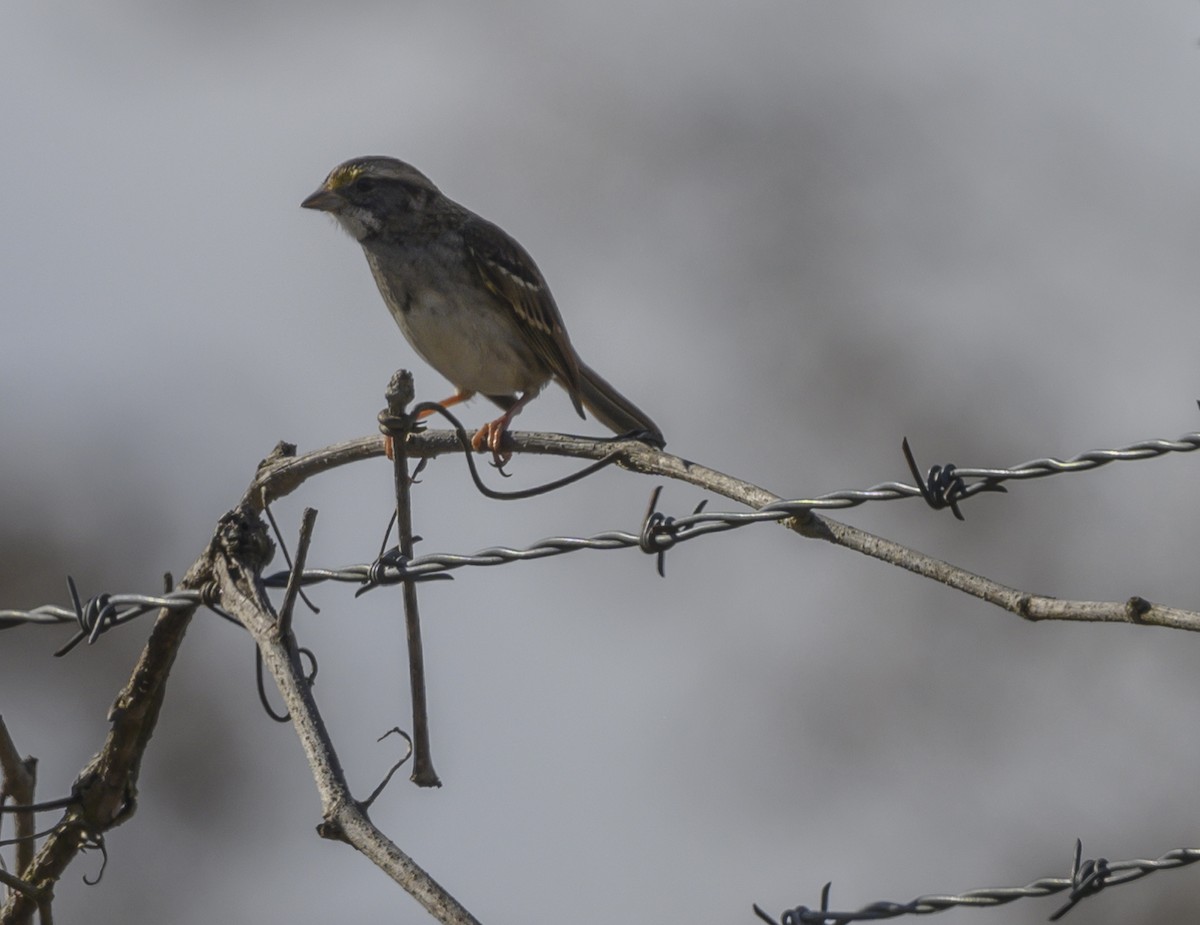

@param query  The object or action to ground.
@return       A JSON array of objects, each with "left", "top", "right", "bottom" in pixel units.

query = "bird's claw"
[{"left": 472, "top": 420, "right": 513, "bottom": 469}]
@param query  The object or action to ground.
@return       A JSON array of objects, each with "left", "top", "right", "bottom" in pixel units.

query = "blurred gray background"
[{"left": 3, "top": 2, "right": 1200, "bottom": 922}]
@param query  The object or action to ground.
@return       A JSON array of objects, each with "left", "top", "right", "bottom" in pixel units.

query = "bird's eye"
[{"left": 353, "top": 176, "right": 375, "bottom": 193}]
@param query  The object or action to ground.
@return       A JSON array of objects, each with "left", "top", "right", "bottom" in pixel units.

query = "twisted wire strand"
[
  {"left": 3, "top": 429, "right": 1197, "bottom": 624},
  {"left": 756, "top": 844, "right": 1200, "bottom": 924},
  {"left": 949, "top": 433, "right": 1200, "bottom": 481},
  {"left": 271, "top": 427, "right": 1200, "bottom": 589},
  {"left": 0, "top": 592, "right": 201, "bottom": 630},
  {"left": 823, "top": 430, "right": 1200, "bottom": 511}
]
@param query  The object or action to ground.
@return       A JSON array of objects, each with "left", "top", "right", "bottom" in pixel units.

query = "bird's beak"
[{"left": 301, "top": 187, "right": 342, "bottom": 212}]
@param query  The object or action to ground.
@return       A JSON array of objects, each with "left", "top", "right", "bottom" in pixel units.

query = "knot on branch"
[
  {"left": 216, "top": 509, "right": 275, "bottom": 573},
  {"left": 378, "top": 369, "right": 424, "bottom": 446},
  {"left": 1125, "top": 596, "right": 1152, "bottom": 623},
  {"left": 256, "top": 441, "right": 297, "bottom": 474}
]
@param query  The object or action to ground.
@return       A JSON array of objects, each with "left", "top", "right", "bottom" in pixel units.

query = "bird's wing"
[{"left": 461, "top": 215, "right": 584, "bottom": 412}]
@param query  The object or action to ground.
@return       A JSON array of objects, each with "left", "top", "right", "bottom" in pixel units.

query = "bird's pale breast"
[{"left": 365, "top": 248, "right": 549, "bottom": 396}]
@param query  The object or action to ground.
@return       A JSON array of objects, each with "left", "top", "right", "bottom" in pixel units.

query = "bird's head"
[{"left": 301, "top": 156, "right": 443, "bottom": 242}]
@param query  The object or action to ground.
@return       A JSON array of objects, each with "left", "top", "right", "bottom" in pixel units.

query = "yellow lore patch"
[{"left": 325, "top": 163, "right": 365, "bottom": 190}]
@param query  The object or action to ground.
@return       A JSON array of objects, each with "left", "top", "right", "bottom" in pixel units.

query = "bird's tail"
[{"left": 571, "top": 360, "right": 665, "bottom": 447}]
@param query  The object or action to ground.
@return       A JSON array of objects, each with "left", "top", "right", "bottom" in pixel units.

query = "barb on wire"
[
  {"left": 1050, "top": 839, "right": 1112, "bottom": 921},
  {"left": 52, "top": 579, "right": 196, "bottom": 656},
  {"left": 901, "top": 438, "right": 1007, "bottom": 520},
  {"left": 0, "top": 582, "right": 233, "bottom": 648},
  {"left": 797, "top": 429, "right": 1200, "bottom": 517},
  {"left": 752, "top": 841, "right": 1200, "bottom": 924},
  {"left": 639, "top": 486, "right": 709, "bottom": 576},
  {"left": 351, "top": 547, "right": 456, "bottom": 598},
  {"left": 894, "top": 429, "right": 1200, "bottom": 507}
]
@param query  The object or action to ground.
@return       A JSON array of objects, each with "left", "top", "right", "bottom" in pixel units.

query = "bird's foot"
[{"left": 472, "top": 419, "right": 513, "bottom": 468}]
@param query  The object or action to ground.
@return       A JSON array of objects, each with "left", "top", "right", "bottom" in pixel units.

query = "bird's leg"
[
  {"left": 384, "top": 388, "right": 474, "bottom": 460},
  {"left": 472, "top": 392, "right": 535, "bottom": 467},
  {"left": 415, "top": 388, "right": 474, "bottom": 419}
]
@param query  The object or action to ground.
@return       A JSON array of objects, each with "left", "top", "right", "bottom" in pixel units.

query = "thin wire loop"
[{"left": 402, "top": 400, "right": 625, "bottom": 500}]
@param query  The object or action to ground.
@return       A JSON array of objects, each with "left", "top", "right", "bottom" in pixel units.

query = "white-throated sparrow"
[{"left": 302, "top": 156, "right": 664, "bottom": 462}]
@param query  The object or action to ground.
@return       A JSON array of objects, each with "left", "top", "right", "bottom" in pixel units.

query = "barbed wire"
[
  {"left": 754, "top": 840, "right": 1200, "bottom": 923},
  {"left": 3, "top": 427, "right": 1199, "bottom": 917},
  {"left": 2, "top": 428, "right": 1197, "bottom": 634},
  {"left": 0, "top": 579, "right": 224, "bottom": 656},
  {"left": 277, "top": 427, "right": 1200, "bottom": 589}
]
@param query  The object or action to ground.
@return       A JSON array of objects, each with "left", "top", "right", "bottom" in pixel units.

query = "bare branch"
[
  {"left": 0, "top": 717, "right": 37, "bottom": 898},
  {"left": 277, "top": 508, "right": 318, "bottom": 637},
  {"left": 210, "top": 508, "right": 479, "bottom": 925},
  {"left": 383, "top": 371, "right": 441, "bottom": 788},
  {"left": 0, "top": 561, "right": 209, "bottom": 925}
]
